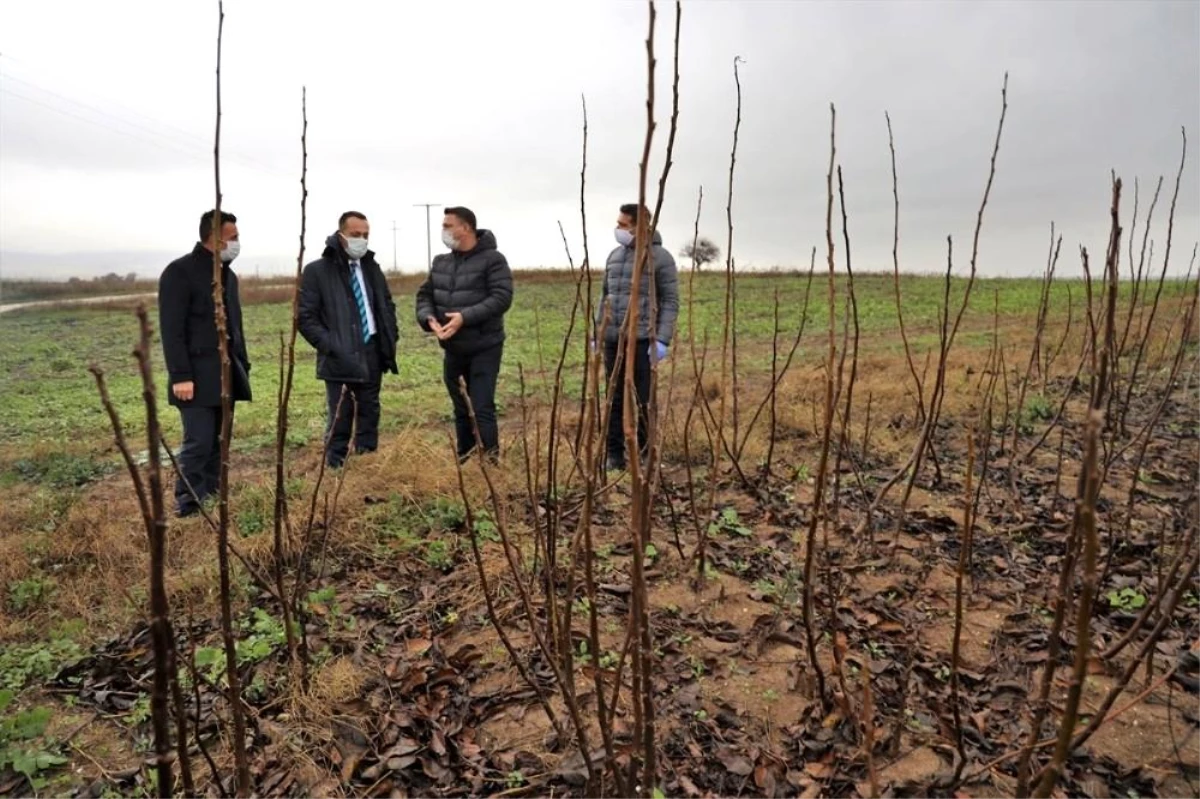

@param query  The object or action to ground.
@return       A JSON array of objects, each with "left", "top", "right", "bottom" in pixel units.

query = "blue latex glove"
[{"left": 651, "top": 340, "right": 669, "bottom": 361}]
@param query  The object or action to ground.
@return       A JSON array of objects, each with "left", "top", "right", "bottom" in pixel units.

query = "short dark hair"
[
  {"left": 199, "top": 210, "right": 237, "bottom": 243},
  {"left": 444, "top": 206, "right": 477, "bottom": 232},
  {"left": 338, "top": 211, "right": 368, "bottom": 230},
  {"left": 620, "top": 203, "right": 651, "bottom": 223}
]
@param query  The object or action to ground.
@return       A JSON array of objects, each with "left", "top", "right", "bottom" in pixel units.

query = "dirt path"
[{"left": 0, "top": 292, "right": 158, "bottom": 315}]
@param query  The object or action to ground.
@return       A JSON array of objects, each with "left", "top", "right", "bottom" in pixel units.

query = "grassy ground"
[{"left": 0, "top": 269, "right": 1195, "bottom": 797}]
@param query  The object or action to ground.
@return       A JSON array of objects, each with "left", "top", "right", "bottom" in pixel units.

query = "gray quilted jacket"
[{"left": 596, "top": 230, "right": 680, "bottom": 345}]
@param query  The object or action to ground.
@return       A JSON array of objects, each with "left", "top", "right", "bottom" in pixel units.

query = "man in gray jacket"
[{"left": 596, "top": 203, "right": 680, "bottom": 471}]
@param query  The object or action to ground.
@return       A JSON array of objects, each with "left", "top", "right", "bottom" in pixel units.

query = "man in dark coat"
[
  {"left": 415, "top": 207, "right": 513, "bottom": 461},
  {"left": 159, "top": 209, "right": 253, "bottom": 517},
  {"left": 298, "top": 211, "right": 399, "bottom": 468},
  {"left": 596, "top": 203, "right": 680, "bottom": 472}
]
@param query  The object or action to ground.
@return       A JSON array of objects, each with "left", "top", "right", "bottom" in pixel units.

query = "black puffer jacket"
[
  {"left": 298, "top": 234, "right": 399, "bottom": 382},
  {"left": 415, "top": 229, "right": 514, "bottom": 355},
  {"left": 158, "top": 243, "right": 252, "bottom": 408}
]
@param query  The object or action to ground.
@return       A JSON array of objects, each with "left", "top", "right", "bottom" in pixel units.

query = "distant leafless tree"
[{"left": 679, "top": 236, "right": 720, "bottom": 269}]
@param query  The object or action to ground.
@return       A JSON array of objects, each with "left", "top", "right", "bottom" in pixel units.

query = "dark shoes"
[{"left": 458, "top": 448, "right": 501, "bottom": 466}]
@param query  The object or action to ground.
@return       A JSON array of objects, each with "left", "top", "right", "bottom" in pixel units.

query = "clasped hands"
[{"left": 428, "top": 312, "right": 464, "bottom": 341}]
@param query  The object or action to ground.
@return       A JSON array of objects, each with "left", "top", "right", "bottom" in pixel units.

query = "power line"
[
  {"left": 0, "top": 63, "right": 291, "bottom": 178},
  {"left": 413, "top": 203, "right": 439, "bottom": 272},
  {"left": 0, "top": 52, "right": 220, "bottom": 150},
  {"left": 391, "top": 220, "right": 399, "bottom": 273},
  {"left": 0, "top": 85, "right": 208, "bottom": 163}
]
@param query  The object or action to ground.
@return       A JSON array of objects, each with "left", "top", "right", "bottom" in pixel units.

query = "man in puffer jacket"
[
  {"left": 298, "top": 211, "right": 399, "bottom": 468},
  {"left": 415, "top": 206, "right": 514, "bottom": 461},
  {"left": 596, "top": 203, "right": 680, "bottom": 471}
]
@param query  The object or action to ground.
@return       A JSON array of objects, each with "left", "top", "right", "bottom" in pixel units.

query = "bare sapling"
[
  {"left": 728, "top": 106, "right": 742, "bottom": 457},
  {"left": 681, "top": 186, "right": 714, "bottom": 573},
  {"left": 516, "top": 366, "right": 543, "bottom": 586},
  {"left": 270, "top": 86, "right": 307, "bottom": 677},
  {"left": 950, "top": 435, "right": 977, "bottom": 784},
  {"left": 89, "top": 307, "right": 192, "bottom": 796},
  {"left": 831, "top": 165, "right": 862, "bottom": 521},
  {"left": 799, "top": 103, "right": 839, "bottom": 709},
  {"left": 716, "top": 55, "right": 744, "bottom": 473},
  {"left": 544, "top": 223, "right": 594, "bottom": 678},
  {"left": 885, "top": 112, "right": 926, "bottom": 425},
  {"left": 825, "top": 169, "right": 869, "bottom": 684},
  {"left": 208, "top": 3, "right": 249, "bottom": 793},
  {"left": 618, "top": 2, "right": 684, "bottom": 792}
]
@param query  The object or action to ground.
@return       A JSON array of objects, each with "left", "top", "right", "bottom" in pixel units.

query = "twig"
[
  {"left": 271, "top": 85, "right": 307, "bottom": 675},
  {"left": 209, "top": 3, "right": 249, "bottom": 794},
  {"left": 885, "top": 112, "right": 925, "bottom": 425},
  {"left": 800, "top": 102, "right": 838, "bottom": 710}
]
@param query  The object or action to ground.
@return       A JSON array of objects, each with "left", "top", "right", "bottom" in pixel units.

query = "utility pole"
[
  {"left": 391, "top": 220, "right": 399, "bottom": 274},
  {"left": 413, "top": 203, "right": 439, "bottom": 272}
]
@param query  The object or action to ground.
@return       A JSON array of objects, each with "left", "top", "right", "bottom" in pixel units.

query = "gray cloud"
[{"left": 1, "top": 0, "right": 1196, "bottom": 279}]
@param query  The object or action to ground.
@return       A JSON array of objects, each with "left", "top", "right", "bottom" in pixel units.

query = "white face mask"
[
  {"left": 441, "top": 229, "right": 459, "bottom": 251},
  {"left": 342, "top": 236, "right": 369, "bottom": 260},
  {"left": 614, "top": 228, "right": 634, "bottom": 247},
  {"left": 220, "top": 240, "right": 241, "bottom": 263}
]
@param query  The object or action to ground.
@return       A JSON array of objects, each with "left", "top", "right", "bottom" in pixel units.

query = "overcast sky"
[{"left": 1, "top": 0, "right": 1197, "bottom": 280}]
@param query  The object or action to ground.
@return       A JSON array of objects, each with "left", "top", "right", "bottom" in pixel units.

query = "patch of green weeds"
[
  {"left": 0, "top": 691, "right": 68, "bottom": 792},
  {"left": 7, "top": 576, "right": 56, "bottom": 614},
  {"left": 708, "top": 507, "right": 752, "bottom": 538},
  {"left": 1106, "top": 587, "right": 1147, "bottom": 612},
  {"left": 0, "top": 638, "right": 84, "bottom": 692}
]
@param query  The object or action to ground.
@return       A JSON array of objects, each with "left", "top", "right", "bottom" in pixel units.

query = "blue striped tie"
[{"left": 351, "top": 262, "right": 370, "bottom": 342}]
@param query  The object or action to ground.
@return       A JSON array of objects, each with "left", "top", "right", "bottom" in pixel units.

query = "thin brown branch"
[
  {"left": 800, "top": 102, "right": 838, "bottom": 710},
  {"left": 271, "top": 85, "right": 307, "bottom": 674},
  {"left": 885, "top": 111, "right": 925, "bottom": 424}
]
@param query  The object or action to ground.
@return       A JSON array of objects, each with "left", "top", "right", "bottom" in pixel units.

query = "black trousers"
[
  {"left": 603, "top": 338, "right": 652, "bottom": 462},
  {"left": 444, "top": 343, "right": 503, "bottom": 459},
  {"left": 175, "top": 404, "right": 232, "bottom": 514},
  {"left": 324, "top": 337, "right": 383, "bottom": 468}
]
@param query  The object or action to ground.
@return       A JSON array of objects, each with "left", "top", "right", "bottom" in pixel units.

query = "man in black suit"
[
  {"left": 298, "top": 211, "right": 399, "bottom": 468},
  {"left": 159, "top": 210, "right": 252, "bottom": 517}
]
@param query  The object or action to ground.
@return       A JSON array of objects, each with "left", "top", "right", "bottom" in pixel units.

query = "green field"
[{"left": 0, "top": 271, "right": 1097, "bottom": 475}]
